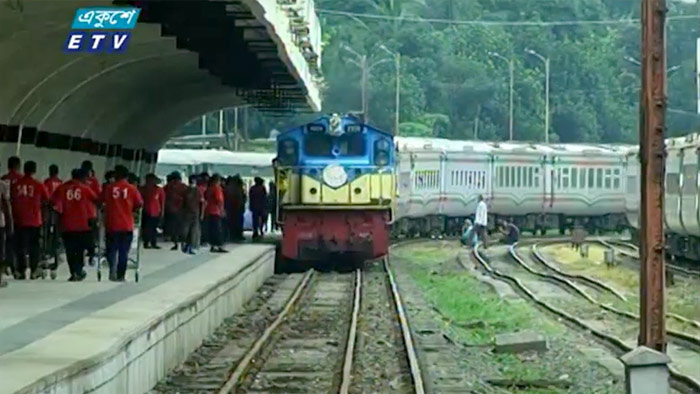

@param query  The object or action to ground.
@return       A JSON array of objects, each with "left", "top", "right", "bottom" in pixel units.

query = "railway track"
[
  {"left": 470, "top": 244, "right": 700, "bottom": 394},
  {"left": 595, "top": 238, "right": 700, "bottom": 279},
  {"left": 527, "top": 241, "right": 700, "bottom": 334},
  {"left": 155, "top": 260, "right": 425, "bottom": 394}
]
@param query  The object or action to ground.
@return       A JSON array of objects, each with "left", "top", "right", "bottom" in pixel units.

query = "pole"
[
  {"left": 544, "top": 58, "right": 550, "bottom": 144},
  {"left": 201, "top": 114, "right": 206, "bottom": 135},
  {"left": 234, "top": 107, "right": 239, "bottom": 151},
  {"left": 218, "top": 110, "right": 224, "bottom": 135},
  {"left": 361, "top": 55, "right": 369, "bottom": 122},
  {"left": 639, "top": 0, "right": 667, "bottom": 353},
  {"left": 395, "top": 53, "right": 401, "bottom": 135},
  {"left": 508, "top": 59, "right": 514, "bottom": 141}
]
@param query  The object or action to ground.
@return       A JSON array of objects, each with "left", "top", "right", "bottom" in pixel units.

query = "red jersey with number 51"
[
  {"left": 53, "top": 180, "right": 98, "bottom": 232},
  {"left": 12, "top": 176, "right": 49, "bottom": 227},
  {"left": 102, "top": 179, "right": 143, "bottom": 232}
]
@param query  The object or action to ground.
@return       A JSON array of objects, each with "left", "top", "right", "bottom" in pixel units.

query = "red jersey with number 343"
[
  {"left": 102, "top": 179, "right": 143, "bottom": 232},
  {"left": 53, "top": 180, "right": 98, "bottom": 232},
  {"left": 12, "top": 176, "right": 50, "bottom": 227}
]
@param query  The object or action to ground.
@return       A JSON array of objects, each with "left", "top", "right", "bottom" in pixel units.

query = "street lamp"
[
  {"left": 526, "top": 48, "right": 550, "bottom": 144},
  {"left": 379, "top": 45, "right": 401, "bottom": 136},
  {"left": 342, "top": 44, "right": 393, "bottom": 123},
  {"left": 489, "top": 51, "right": 515, "bottom": 141}
]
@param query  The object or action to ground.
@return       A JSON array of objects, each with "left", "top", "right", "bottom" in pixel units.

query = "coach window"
[
  {"left": 588, "top": 168, "right": 595, "bottom": 189},
  {"left": 514, "top": 167, "right": 519, "bottom": 188},
  {"left": 571, "top": 168, "right": 578, "bottom": 188},
  {"left": 596, "top": 168, "right": 603, "bottom": 189},
  {"left": 534, "top": 167, "right": 540, "bottom": 188},
  {"left": 682, "top": 165, "right": 697, "bottom": 194},
  {"left": 562, "top": 168, "right": 570, "bottom": 188},
  {"left": 579, "top": 168, "right": 587, "bottom": 189},
  {"left": 604, "top": 169, "right": 612, "bottom": 189},
  {"left": 510, "top": 167, "right": 515, "bottom": 188},
  {"left": 556, "top": 168, "right": 561, "bottom": 189},
  {"left": 613, "top": 169, "right": 621, "bottom": 189},
  {"left": 667, "top": 173, "right": 680, "bottom": 195},
  {"left": 480, "top": 172, "right": 485, "bottom": 189}
]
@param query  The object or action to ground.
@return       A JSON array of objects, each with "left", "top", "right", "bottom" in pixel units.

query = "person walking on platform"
[
  {"left": 81, "top": 161, "right": 101, "bottom": 266},
  {"left": 268, "top": 180, "right": 277, "bottom": 232},
  {"left": 43, "top": 164, "right": 63, "bottom": 268},
  {"left": 474, "top": 194, "right": 488, "bottom": 250},
  {"left": 12, "top": 161, "right": 50, "bottom": 280},
  {"left": 141, "top": 174, "right": 165, "bottom": 249},
  {"left": 53, "top": 169, "right": 97, "bottom": 281},
  {"left": 1, "top": 156, "right": 21, "bottom": 278},
  {"left": 197, "top": 173, "right": 210, "bottom": 246},
  {"left": 44, "top": 165, "right": 63, "bottom": 198},
  {"left": 164, "top": 172, "right": 186, "bottom": 251},
  {"left": 226, "top": 175, "right": 245, "bottom": 242},
  {"left": 102, "top": 165, "right": 143, "bottom": 282},
  {"left": 204, "top": 174, "right": 227, "bottom": 253},
  {"left": 182, "top": 175, "right": 203, "bottom": 254},
  {"left": 0, "top": 174, "right": 12, "bottom": 288},
  {"left": 249, "top": 177, "right": 267, "bottom": 240}
]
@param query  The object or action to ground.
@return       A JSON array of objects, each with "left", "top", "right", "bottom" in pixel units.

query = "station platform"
[{"left": 0, "top": 244, "right": 275, "bottom": 394}]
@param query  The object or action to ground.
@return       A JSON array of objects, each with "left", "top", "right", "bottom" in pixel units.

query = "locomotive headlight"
[
  {"left": 322, "top": 164, "right": 348, "bottom": 188},
  {"left": 376, "top": 139, "right": 390, "bottom": 151},
  {"left": 375, "top": 151, "right": 389, "bottom": 166}
]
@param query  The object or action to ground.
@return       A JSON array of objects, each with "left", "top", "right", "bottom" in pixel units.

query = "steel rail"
[
  {"left": 469, "top": 244, "right": 700, "bottom": 393},
  {"left": 596, "top": 238, "right": 700, "bottom": 279},
  {"left": 535, "top": 240, "right": 700, "bottom": 330},
  {"left": 218, "top": 270, "right": 314, "bottom": 394},
  {"left": 510, "top": 244, "right": 700, "bottom": 351},
  {"left": 385, "top": 256, "right": 426, "bottom": 394},
  {"left": 339, "top": 269, "right": 362, "bottom": 394}
]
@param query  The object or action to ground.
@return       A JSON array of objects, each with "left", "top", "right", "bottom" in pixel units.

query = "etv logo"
[{"left": 63, "top": 7, "right": 140, "bottom": 53}]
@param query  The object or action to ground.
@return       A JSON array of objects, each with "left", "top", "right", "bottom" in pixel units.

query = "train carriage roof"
[{"left": 157, "top": 149, "right": 275, "bottom": 167}]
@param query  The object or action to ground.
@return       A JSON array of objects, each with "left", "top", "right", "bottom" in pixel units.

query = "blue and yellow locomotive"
[{"left": 275, "top": 113, "right": 396, "bottom": 262}]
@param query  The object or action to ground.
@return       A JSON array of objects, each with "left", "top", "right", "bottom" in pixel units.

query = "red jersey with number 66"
[
  {"left": 102, "top": 179, "right": 143, "bottom": 232},
  {"left": 12, "top": 176, "right": 49, "bottom": 228},
  {"left": 53, "top": 180, "right": 98, "bottom": 232}
]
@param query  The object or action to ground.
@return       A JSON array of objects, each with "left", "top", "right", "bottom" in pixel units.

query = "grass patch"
[{"left": 394, "top": 244, "right": 620, "bottom": 392}]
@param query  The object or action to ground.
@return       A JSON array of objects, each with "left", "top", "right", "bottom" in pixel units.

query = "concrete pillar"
[{"left": 620, "top": 346, "right": 671, "bottom": 394}]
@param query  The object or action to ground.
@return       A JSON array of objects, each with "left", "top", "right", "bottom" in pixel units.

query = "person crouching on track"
[
  {"left": 103, "top": 165, "right": 143, "bottom": 282},
  {"left": 498, "top": 220, "right": 520, "bottom": 245},
  {"left": 204, "top": 174, "right": 227, "bottom": 253},
  {"left": 53, "top": 169, "right": 98, "bottom": 281},
  {"left": 141, "top": 174, "right": 165, "bottom": 249},
  {"left": 460, "top": 219, "right": 477, "bottom": 248},
  {"left": 249, "top": 177, "right": 267, "bottom": 239},
  {"left": 12, "top": 161, "right": 50, "bottom": 280}
]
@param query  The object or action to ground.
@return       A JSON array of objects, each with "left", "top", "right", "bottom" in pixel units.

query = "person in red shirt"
[
  {"left": 102, "top": 165, "right": 143, "bottom": 281},
  {"left": 249, "top": 177, "right": 268, "bottom": 239},
  {"left": 197, "top": 173, "right": 210, "bottom": 246},
  {"left": 12, "top": 161, "right": 50, "bottom": 279},
  {"left": 2, "top": 156, "right": 22, "bottom": 278},
  {"left": 204, "top": 174, "right": 227, "bottom": 253},
  {"left": 81, "top": 161, "right": 101, "bottom": 265},
  {"left": 164, "top": 172, "right": 187, "bottom": 251},
  {"left": 140, "top": 173, "right": 165, "bottom": 249},
  {"left": 44, "top": 164, "right": 63, "bottom": 197},
  {"left": 53, "top": 169, "right": 97, "bottom": 281}
]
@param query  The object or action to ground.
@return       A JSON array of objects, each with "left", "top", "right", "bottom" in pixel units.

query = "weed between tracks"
[{"left": 392, "top": 241, "right": 623, "bottom": 394}]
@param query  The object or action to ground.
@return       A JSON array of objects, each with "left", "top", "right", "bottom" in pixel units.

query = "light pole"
[
  {"left": 343, "top": 45, "right": 393, "bottom": 123},
  {"left": 489, "top": 52, "right": 514, "bottom": 141},
  {"left": 526, "top": 49, "right": 550, "bottom": 144},
  {"left": 380, "top": 45, "right": 401, "bottom": 136}
]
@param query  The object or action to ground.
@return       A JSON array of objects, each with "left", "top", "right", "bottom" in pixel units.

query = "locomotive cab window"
[
  {"left": 682, "top": 165, "right": 697, "bottom": 193},
  {"left": 304, "top": 134, "right": 333, "bottom": 156},
  {"left": 667, "top": 173, "right": 681, "bottom": 195}
]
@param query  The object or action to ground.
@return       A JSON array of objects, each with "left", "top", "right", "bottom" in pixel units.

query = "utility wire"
[{"left": 317, "top": 9, "right": 697, "bottom": 27}]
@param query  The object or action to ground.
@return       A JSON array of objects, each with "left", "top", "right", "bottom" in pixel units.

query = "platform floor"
[{"left": 0, "top": 241, "right": 276, "bottom": 394}]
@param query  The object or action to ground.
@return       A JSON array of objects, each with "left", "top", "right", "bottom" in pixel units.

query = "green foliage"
[{"left": 316, "top": 0, "right": 699, "bottom": 142}]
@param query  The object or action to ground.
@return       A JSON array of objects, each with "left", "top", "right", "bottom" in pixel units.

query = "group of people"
[
  {"left": 151, "top": 172, "right": 274, "bottom": 256},
  {"left": 0, "top": 155, "right": 278, "bottom": 288},
  {"left": 460, "top": 194, "right": 520, "bottom": 248},
  {"left": 0, "top": 157, "right": 143, "bottom": 287}
]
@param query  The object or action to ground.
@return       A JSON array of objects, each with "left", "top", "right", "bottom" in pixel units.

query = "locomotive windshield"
[{"left": 303, "top": 133, "right": 365, "bottom": 157}]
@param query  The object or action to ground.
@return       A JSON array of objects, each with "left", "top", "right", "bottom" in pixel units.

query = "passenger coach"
[{"left": 275, "top": 114, "right": 395, "bottom": 263}]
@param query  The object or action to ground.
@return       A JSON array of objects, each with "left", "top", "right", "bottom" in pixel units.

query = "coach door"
[{"left": 540, "top": 155, "right": 552, "bottom": 212}]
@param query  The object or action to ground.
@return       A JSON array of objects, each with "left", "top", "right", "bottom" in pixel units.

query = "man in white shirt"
[{"left": 474, "top": 194, "right": 488, "bottom": 249}]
